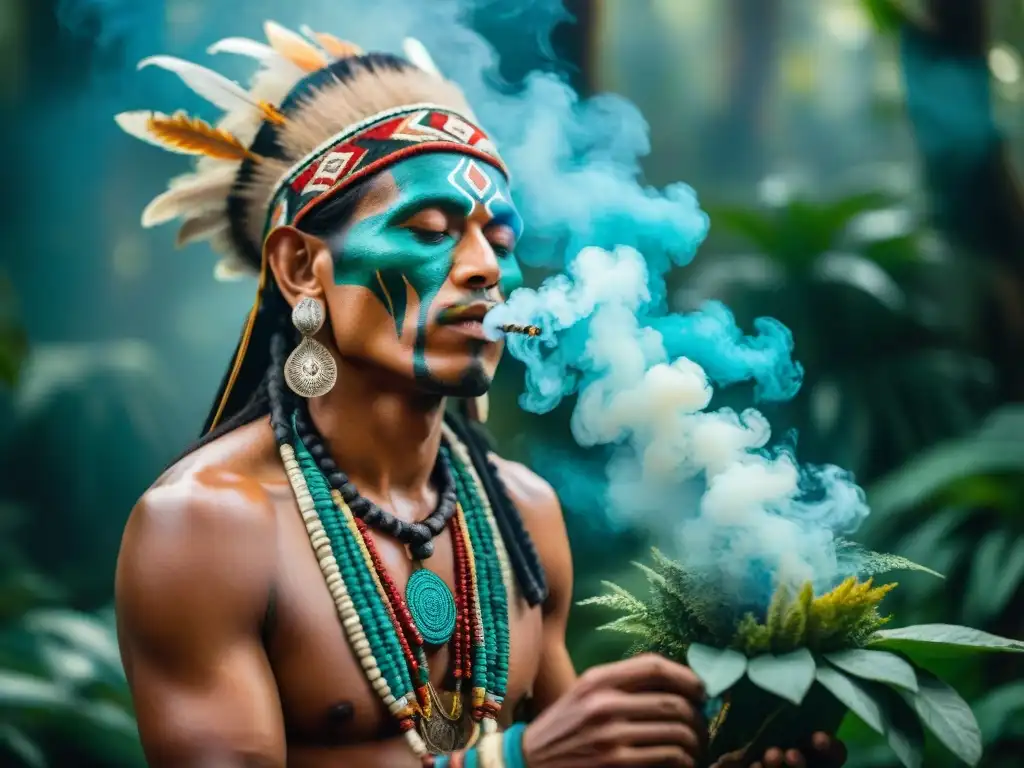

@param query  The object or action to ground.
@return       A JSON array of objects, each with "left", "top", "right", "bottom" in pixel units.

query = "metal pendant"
[{"left": 418, "top": 685, "right": 472, "bottom": 755}]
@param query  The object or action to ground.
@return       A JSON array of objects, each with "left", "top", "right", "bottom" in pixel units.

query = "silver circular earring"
[{"left": 283, "top": 297, "right": 338, "bottom": 398}]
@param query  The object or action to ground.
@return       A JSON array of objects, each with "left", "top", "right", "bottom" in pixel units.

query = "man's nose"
[{"left": 449, "top": 226, "right": 501, "bottom": 290}]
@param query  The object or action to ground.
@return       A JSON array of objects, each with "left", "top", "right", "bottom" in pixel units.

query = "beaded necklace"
[
  {"left": 280, "top": 412, "right": 512, "bottom": 763},
  {"left": 293, "top": 404, "right": 457, "bottom": 559}
]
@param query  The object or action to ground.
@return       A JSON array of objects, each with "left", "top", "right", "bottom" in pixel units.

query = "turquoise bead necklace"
[{"left": 280, "top": 412, "right": 512, "bottom": 763}]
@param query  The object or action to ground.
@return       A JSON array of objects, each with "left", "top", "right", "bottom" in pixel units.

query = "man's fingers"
[
  {"left": 809, "top": 731, "right": 846, "bottom": 765},
  {"left": 600, "top": 721, "right": 703, "bottom": 753},
  {"left": 784, "top": 748, "right": 805, "bottom": 767},
  {"left": 609, "top": 744, "right": 696, "bottom": 768},
  {"left": 584, "top": 691, "right": 703, "bottom": 727},
  {"left": 584, "top": 653, "right": 706, "bottom": 700},
  {"left": 763, "top": 748, "right": 785, "bottom": 767}
]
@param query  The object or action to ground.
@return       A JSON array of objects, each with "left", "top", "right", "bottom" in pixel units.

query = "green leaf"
[
  {"left": 0, "top": 273, "right": 27, "bottom": 390},
  {"left": 867, "top": 624, "right": 1024, "bottom": 661},
  {"left": 972, "top": 680, "right": 1024, "bottom": 745},
  {"left": 686, "top": 643, "right": 747, "bottom": 698},
  {"left": 872, "top": 683, "right": 926, "bottom": 768},
  {"left": 0, "top": 671, "right": 73, "bottom": 715},
  {"left": 0, "top": 725, "right": 46, "bottom": 768},
  {"left": 897, "top": 672, "right": 982, "bottom": 766},
  {"left": 824, "top": 649, "right": 918, "bottom": 692},
  {"left": 704, "top": 206, "right": 779, "bottom": 253},
  {"left": 746, "top": 648, "right": 815, "bottom": 705},
  {"left": 815, "top": 664, "right": 884, "bottom": 734},
  {"left": 964, "top": 530, "right": 1024, "bottom": 625},
  {"left": 867, "top": 406, "right": 1024, "bottom": 517},
  {"left": 860, "top": 0, "right": 931, "bottom": 33}
]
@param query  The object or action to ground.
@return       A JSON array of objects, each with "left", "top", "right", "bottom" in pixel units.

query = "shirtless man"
[{"left": 113, "top": 24, "right": 846, "bottom": 768}]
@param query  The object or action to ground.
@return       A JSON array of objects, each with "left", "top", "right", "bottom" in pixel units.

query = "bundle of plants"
[{"left": 581, "top": 546, "right": 1024, "bottom": 767}]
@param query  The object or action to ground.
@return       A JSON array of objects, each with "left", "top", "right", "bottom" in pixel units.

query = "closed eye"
[{"left": 407, "top": 227, "right": 450, "bottom": 245}]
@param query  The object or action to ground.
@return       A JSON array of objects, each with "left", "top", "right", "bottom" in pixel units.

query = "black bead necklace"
[{"left": 293, "top": 402, "right": 457, "bottom": 559}]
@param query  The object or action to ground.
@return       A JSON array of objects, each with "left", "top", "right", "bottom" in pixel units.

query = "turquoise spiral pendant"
[{"left": 406, "top": 568, "right": 457, "bottom": 646}]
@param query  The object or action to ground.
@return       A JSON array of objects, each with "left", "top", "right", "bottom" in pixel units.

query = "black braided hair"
[
  {"left": 267, "top": 325, "right": 295, "bottom": 448},
  {"left": 444, "top": 410, "right": 549, "bottom": 607}
]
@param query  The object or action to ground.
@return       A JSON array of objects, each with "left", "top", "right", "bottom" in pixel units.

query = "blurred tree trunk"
[
  {"left": 906, "top": 0, "right": 1024, "bottom": 403},
  {"left": 704, "top": 0, "right": 783, "bottom": 180},
  {"left": 560, "top": 0, "right": 597, "bottom": 94}
]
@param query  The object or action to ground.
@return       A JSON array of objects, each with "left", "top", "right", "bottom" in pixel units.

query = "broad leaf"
[
  {"left": 0, "top": 671, "right": 71, "bottom": 710},
  {"left": 873, "top": 683, "right": 926, "bottom": 768},
  {"left": 815, "top": 664, "right": 884, "bottom": 733},
  {"left": 867, "top": 406, "right": 1024, "bottom": 517},
  {"left": 0, "top": 725, "right": 46, "bottom": 768},
  {"left": 972, "top": 681, "right": 1024, "bottom": 744},
  {"left": 686, "top": 644, "right": 747, "bottom": 698},
  {"left": 964, "top": 530, "right": 1024, "bottom": 625},
  {"left": 746, "top": 648, "right": 815, "bottom": 705},
  {"left": 824, "top": 648, "right": 918, "bottom": 692},
  {"left": 898, "top": 672, "right": 982, "bottom": 766},
  {"left": 867, "top": 624, "right": 1024, "bottom": 661}
]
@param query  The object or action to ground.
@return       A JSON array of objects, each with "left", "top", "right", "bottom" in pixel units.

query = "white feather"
[
  {"left": 138, "top": 55, "right": 258, "bottom": 115},
  {"left": 214, "top": 256, "right": 253, "bottom": 281},
  {"left": 114, "top": 111, "right": 196, "bottom": 155},
  {"left": 176, "top": 212, "right": 229, "bottom": 248},
  {"left": 142, "top": 166, "right": 236, "bottom": 227},
  {"left": 299, "top": 25, "right": 321, "bottom": 45},
  {"left": 207, "top": 36, "right": 280, "bottom": 62},
  {"left": 403, "top": 37, "right": 442, "bottom": 77}
]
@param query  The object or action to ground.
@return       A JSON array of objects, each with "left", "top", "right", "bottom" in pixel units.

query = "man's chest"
[{"left": 264, "top": 496, "right": 544, "bottom": 747}]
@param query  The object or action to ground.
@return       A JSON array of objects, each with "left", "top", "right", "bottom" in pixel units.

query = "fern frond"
[
  {"left": 633, "top": 561, "right": 667, "bottom": 588},
  {"left": 836, "top": 539, "right": 943, "bottom": 579},
  {"left": 596, "top": 615, "right": 652, "bottom": 636}
]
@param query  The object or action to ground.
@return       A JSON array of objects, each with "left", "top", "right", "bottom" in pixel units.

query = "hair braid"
[
  {"left": 267, "top": 324, "right": 295, "bottom": 447},
  {"left": 444, "top": 411, "right": 548, "bottom": 607}
]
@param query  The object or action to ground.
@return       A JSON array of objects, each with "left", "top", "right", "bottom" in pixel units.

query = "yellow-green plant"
[{"left": 581, "top": 548, "right": 1024, "bottom": 768}]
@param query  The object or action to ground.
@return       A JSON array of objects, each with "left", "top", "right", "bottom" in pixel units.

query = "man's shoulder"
[
  {"left": 126, "top": 420, "right": 281, "bottom": 557},
  {"left": 117, "top": 423, "right": 280, "bottom": 635},
  {"left": 488, "top": 454, "right": 562, "bottom": 523}
]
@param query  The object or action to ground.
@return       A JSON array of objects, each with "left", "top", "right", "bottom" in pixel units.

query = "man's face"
[{"left": 316, "top": 152, "right": 524, "bottom": 396}]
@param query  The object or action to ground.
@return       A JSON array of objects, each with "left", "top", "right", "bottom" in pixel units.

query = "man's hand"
[
  {"left": 521, "top": 653, "right": 707, "bottom": 767},
  {"left": 713, "top": 732, "right": 847, "bottom": 768}
]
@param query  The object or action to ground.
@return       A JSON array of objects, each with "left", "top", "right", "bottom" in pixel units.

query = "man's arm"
[
  {"left": 116, "top": 469, "right": 286, "bottom": 767},
  {"left": 491, "top": 457, "right": 577, "bottom": 713}
]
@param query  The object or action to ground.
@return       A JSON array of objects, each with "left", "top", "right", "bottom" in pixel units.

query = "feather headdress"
[
  {"left": 117, "top": 22, "right": 507, "bottom": 433},
  {"left": 116, "top": 21, "right": 497, "bottom": 281}
]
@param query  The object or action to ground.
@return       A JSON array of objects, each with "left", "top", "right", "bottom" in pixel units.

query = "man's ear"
[{"left": 265, "top": 226, "right": 331, "bottom": 307}]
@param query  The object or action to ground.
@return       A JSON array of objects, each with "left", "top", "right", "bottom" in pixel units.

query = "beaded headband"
[{"left": 264, "top": 103, "right": 507, "bottom": 238}]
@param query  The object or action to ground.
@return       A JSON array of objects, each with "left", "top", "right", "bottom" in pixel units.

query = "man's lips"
[
  {"left": 436, "top": 301, "right": 498, "bottom": 342},
  {"left": 436, "top": 301, "right": 497, "bottom": 326}
]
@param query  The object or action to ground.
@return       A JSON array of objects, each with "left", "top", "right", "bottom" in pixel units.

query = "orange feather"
[
  {"left": 312, "top": 32, "right": 363, "bottom": 59},
  {"left": 258, "top": 101, "right": 287, "bottom": 126},
  {"left": 264, "top": 21, "right": 329, "bottom": 72},
  {"left": 146, "top": 112, "right": 261, "bottom": 162}
]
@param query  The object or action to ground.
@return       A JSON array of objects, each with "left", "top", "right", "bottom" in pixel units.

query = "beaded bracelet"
[{"left": 429, "top": 722, "right": 527, "bottom": 768}]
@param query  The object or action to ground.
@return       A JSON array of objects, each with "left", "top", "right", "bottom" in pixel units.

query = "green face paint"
[{"left": 323, "top": 152, "right": 523, "bottom": 387}]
